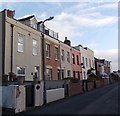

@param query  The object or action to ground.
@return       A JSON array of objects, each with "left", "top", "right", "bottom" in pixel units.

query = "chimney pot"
[{"left": 65, "top": 37, "right": 67, "bottom": 40}]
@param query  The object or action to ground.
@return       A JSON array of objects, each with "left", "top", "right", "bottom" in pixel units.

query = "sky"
[{"left": 0, "top": 1, "right": 118, "bottom": 71}]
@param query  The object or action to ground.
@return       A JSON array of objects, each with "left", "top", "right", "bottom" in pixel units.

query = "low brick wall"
[
  {"left": 69, "top": 82, "right": 83, "bottom": 96},
  {"left": 96, "top": 80, "right": 102, "bottom": 88},
  {"left": 103, "top": 79, "right": 109, "bottom": 85},
  {"left": 87, "top": 82, "right": 94, "bottom": 91}
]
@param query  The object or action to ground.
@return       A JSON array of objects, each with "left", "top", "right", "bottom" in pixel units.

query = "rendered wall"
[
  {"left": 60, "top": 42, "right": 72, "bottom": 78},
  {"left": 0, "top": 12, "right": 3, "bottom": 116},
  {"left": 2, "top": 85, "right": 26, "bottom": 113},
  {"left": 46, "top": 88, "right": 64, "bottom": 103},
  {"left": 34, "top": 82, "right": 44, "bottom": 106},
  {"left": 0, "top": 12, "right": 2, "bottom": 83},
  {"left": 5, "top": 16, "right": 42, "bottom": 81}
]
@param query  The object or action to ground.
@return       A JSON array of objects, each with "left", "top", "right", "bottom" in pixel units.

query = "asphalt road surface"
[{"left": 23, "top": 82, "right": 119, "bottom": 115}]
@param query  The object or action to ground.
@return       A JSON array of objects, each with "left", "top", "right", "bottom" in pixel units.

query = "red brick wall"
[
  {"left": 45, "top": 40, "right": 60, "bottom": 80},
  {"left": 69, "top": 82, "right": 83, "bottom": 96},
  {"left": 88, "top": 82, "right": 94, "bottom": 91},
  {"left": 103, "top": 79, "right": 109, "bottom": 85},
  {"left": 96, "top": 80, "right": 102, "bottom": 88}
]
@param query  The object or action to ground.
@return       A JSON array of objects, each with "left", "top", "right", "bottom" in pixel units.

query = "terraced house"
[
  {"left": 0, "top": 9, "right": 62, "bottom": 81},
  {"left": 72, "top": 47, "right": 82, "bottom": 80},
  {"left": 0, "top": 9, "right": 42, "bottom": 81},
  {"left": 60, "top": 37, "right": 72, "bottom": 79},
  {"left": 95, "top": 58, "right": 111, "bottom": 77},
  {"left": 44, "top": 27, "right": 60, "bottom": 80},
  {"left": 75, "top": 45, "right": 95, "bottom": 80}
]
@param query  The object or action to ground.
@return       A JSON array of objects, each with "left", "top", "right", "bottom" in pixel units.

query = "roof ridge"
[{"left": 18, "top": 15, "right": 35, "bottom": 21}]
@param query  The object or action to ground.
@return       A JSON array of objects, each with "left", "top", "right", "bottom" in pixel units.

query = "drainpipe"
[
  {"left": 2, "top": 10, "right": 6, "bottom": 76},
  {"left": 11, "top": 24, "right": 14, "bottom": 74}
]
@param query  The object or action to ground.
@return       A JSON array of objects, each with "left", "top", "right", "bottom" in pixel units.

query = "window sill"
[
  {"left": 46, "top": 57, "right": 50, "bottom": 59},
  {"left": 17, "top": 51, "right": 24, "bottom": 54},
  {"left": 32, "top": 54, "right": 38, "bottom": 56},
  {"left": 55, "top": 59, "right": 59, "bottom": 61}
]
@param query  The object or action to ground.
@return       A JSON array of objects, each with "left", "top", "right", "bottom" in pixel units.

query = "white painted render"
[
  {"left": 75, "top": 45, "right": 95, "bottom": 80},
  {"left": 0, "top": 12, "right": 2, "bottom": 81},
  {"left": 46, "top": 88, "right": 64, "bottom": 103},
  {"left": 4, "top": 15, "right": 42, "bottom": 81},
  {"left": 60, "top": 42, "right": 72, "bottom": 78},
  {"left": 34, "top": 82, "right": 44, "bottom": 106},
  {"left": 2, "top": 85, "right": 26, "bottom": 113}
]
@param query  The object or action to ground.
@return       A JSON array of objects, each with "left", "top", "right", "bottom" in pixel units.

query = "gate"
[
  {"left": 82, "top": 80, "right": 88, "bottom": 91},
  {"left": 26, "top": 84, "right": 34, "bottom": 107},
  {"left": 63, "top": 83, "right": 69, "bottom": 97}
]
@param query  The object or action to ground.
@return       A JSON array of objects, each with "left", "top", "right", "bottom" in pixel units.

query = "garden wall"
[{"left": 69, "top": 82, "right": 83, "bottom": 96}]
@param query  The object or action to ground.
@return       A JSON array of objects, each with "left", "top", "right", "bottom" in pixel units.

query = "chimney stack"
[
  {"left": 64, "top": 37, "right": 71, "bottom": 46},
  {"left": 6, "top": 9, "right": 15, "bottom": 18}
]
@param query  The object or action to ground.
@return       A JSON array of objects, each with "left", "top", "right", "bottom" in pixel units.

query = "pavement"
[{"left": 21, "top": 82, "right": 119, "bottom": 115}]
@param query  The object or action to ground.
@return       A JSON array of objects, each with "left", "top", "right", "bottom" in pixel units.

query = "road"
[{"left": 23, "top": 82, "right": 119, "bottom": 114}]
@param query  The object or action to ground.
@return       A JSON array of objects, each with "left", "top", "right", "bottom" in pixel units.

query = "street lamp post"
[{"left": 41, "top": 16, "right": 54, "bottom": 104}]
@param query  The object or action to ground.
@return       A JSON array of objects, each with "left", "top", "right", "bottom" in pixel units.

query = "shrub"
[
  {"left": 111, "top": 73, "right": 119, "bottom": 80},
  {"left": 62, "top": 77, "right": 79, "bottom": 83}
]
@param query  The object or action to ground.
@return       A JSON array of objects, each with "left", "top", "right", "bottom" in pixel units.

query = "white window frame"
[
  {"left": 61, "top": 49, "right": 65, "bottom": 61},
  {"left": 72, "top": 53, "right": 75, "bottom": 64},
  {"left": 18, "top": 33, "right": 24, "bottom": 53},
  {"left": 82, "top": 57, "right": 85, "bottom": 67},
  {"left": 67, "top": 70, "right": 71, "bottom": 77},
  {"left": 32, "top": 39, "right": 38, "bottom": 55},
  {"left": 46, "top": 68, "right": 52, "bottom": 80},
  {"left": 67, "top": 52, "right": 70, "bottom": 63},
  {"left": 46, "top": 44, "right": 50, "bottom": 58},
  {"left": 16, "top": 66, "right": 25, "bottom": 76},
  {"left": 55, "top": 47, "right": 58, "bottom": 60},
  {"left": 31, "top": 21, "right": 37, "bottom": 29}
]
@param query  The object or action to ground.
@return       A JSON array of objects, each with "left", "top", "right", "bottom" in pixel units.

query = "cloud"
[
  {"left": 94, "top": 49, "right": 118, "bottom": 71},
  {"left": 0, "top": 0, "right": 118, "bottom": 2},
  {"left": 66, "top": 2, "right": 117, "bottom": 14},
  {"left": 45, "top": 10, "right": 117, "bottom": 43},
  {"left": 86, "top": 43, "right": 99, "bottom": 48},
  {"left": 52, "top": 11, "right": 117, "bottom": 27},
  {"left": 38, "top": 12, "right": 47, "bottom": 20},
  {"left": 46, "top": 19, "right": 84, "bottom": 42}
]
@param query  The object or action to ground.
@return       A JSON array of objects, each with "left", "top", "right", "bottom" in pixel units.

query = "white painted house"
[{"left": 75, "top": 45, "right": 95, "bottom": 80}]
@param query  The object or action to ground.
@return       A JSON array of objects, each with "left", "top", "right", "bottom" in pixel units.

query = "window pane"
[
  {"left": 67, "top": 52, "right": 70, "bottom": 62},
  {"left": 18, "top": 43, "right": 23, "bottom": 52},
  {"left": 61, "top": 49, "right": 64, "bottom": 61},
  {"left": 46, "top": 44, "right": 50, "bottom": 58},
  {"left": 67, "top": 70, "right": 71, "bottom": 77},
  {"left": 33, "top": 48, "right": 37, "bottom": 55},
  {"left": 33, "top": 39, "right": 38, "bottom": 55},
  {"left": 46, "top": 68, "right": 52, "bottom": 80},
  {"left": 55, "top": 47, "right": 58, "bottom": 60},
  {"left": 17, "top": 67, "right": 25, "bottom": 76},
  {"left": 33, "top": 39, "right": 38, "bottom": 48},
  {"left": 18, "top": 37, "right": 23, "bottom": 43},
  {"left": 18, "top": 34, "right": 24, "bottom": 53}
]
